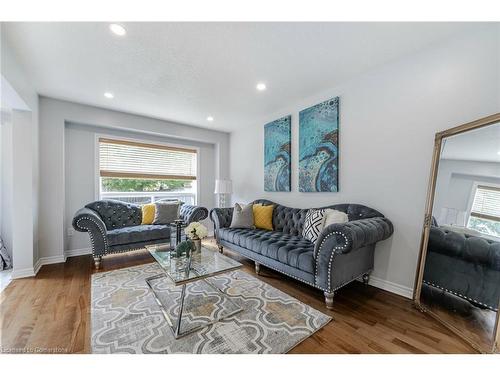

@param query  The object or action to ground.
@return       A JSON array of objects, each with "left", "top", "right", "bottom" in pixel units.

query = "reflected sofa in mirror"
[{"left": 414, "top": 113, "right": 500, "bottom": 353}]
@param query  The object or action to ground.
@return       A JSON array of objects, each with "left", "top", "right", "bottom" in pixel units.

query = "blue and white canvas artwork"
[
  {"left": 299, "top": 97, "right": 339, "bottom": 192},
  {"left": 264, "top": 115, "right": 291, "bottom": 192}
]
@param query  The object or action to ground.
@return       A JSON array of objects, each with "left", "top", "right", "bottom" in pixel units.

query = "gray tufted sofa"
[
  {"left": 73, "top": 200, "right": 208, "bottom": 269},
  {"left": 423, "top": 225, "right": 500, "bottom": 311},
  {"left": 210, "top": 199, "right": 393, "bottom": 309}
]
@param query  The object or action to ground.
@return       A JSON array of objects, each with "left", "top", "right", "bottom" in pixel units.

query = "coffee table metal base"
[{"left": 145, "top": 273, "right": 243, "bottom": 339}]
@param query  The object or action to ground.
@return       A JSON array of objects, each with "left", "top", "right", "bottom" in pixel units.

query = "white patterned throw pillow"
[{"left": 302, "top": 209, "right": 326, "bottom": 243}]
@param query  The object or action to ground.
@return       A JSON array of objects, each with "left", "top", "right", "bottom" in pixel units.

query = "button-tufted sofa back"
[
  {"left": 252, "top": 199, "right": 384, "bottom": 236},
  {"left": 85, "top": 200, "right": 142, "bottom": 230},
  {"left": 429, "top": 226, "right": 500, "bottom": 271}
]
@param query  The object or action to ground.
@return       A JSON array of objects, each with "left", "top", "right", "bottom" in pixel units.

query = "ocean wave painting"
[
  {"left": 264, "top": 115, "right": 291, "bottom": 192},
  {"left": 299, "top": 97, "right": 339, "bottom": 192}
]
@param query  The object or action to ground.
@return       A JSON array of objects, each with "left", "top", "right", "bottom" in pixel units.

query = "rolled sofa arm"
[
  {"left": 210, "top": 208, "right": 234, "bottom": 229},
  {"left": 313, "top": 217, "right": 394, "bottom": 291},
  {"left": 180, "top": 205, "right": 209, "bottom": 224},
  {"left": 72, "top": 208, "right": 108, "bottom": 257},
  {"left": 314, "top": 217, "right": 394, "bottom": 258},
  {"left": 209, "top": 207, "right": 234, "bottom": 243}
]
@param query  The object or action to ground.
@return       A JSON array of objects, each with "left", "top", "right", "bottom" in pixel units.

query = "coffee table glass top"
[{"left": 147, "top": 243, "right": 242, "bottom": 285}]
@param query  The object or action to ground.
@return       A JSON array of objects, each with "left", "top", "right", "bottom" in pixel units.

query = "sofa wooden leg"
[
  {"left": 362, "top": 273, "right": 370, "bottom": 285},
  {"left": 255, "top": 262, "right": 261, "bottom": 275},
  {"left": 93, "top": 256, "right": 102, "bottom": 270},
  {"left": 218, "top": 245, "right": 223, "bottom": 254},
  {"left": 324, "top": 291, "right": 335, "bottom": 310}
]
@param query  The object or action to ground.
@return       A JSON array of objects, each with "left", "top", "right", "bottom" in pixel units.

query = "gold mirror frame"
[{"left": 413, "top": 113, "right": 500, "bottom": 354}]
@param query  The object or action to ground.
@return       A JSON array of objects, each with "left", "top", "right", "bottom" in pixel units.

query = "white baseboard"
[
  {"left": 38, "top": 255, "right": 66, "bottom": 268},
  {"left": 65, "top": 247, "right": 92, "bottom": 258},
  {"left": 34, "top": 258, "right": 43, "bottom": 274},
  {"left": 11, "top": 254, "right": 65, "bottom": 279},
  {"left": 11, "top": 266, "right": 36, "bottom": 279},
  {"left": 12, "top": 250, "right": 90, "bottom": 279},
  {"left": 367, "top": 275, "right": 413, "bottom": 299}
]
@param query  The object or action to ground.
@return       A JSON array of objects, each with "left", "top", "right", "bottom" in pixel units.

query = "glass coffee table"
[{"left": 145, "top": 243, "right": 243, "bottom": 339}]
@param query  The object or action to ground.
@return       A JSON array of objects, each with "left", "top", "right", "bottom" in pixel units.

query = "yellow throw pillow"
[
  {"left": 253, "top": 204, "right": 274, "bottom": 231},
  {"left": 141, "top": 203, "right": 156, "bottom": 225}
]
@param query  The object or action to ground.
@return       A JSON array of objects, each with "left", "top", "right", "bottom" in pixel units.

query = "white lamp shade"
[{"left": 214, "top": 179, "right": 232, "bottom": 194}]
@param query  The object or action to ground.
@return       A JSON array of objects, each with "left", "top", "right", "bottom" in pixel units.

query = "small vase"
[{"left": 192, "top": 237, "right": 202, "bottom": 252}]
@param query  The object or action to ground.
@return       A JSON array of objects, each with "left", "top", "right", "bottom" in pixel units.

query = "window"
[
  {"left": 98, "top": 137, "right": 197, "bottom": 205},
  {"left": 467, "top": 185, "right": 500, "bottom": 238}
]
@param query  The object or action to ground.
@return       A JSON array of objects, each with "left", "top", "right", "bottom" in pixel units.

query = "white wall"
[
  {"left": 1, "top": 24, "right": 40, "bottom": 277},
  {"left": 0, "top": 112, "right": 2, "bottom": 239},
  {"left": 39, "top": 97, "right": 229, "bottom": 261},
  {"left": 433, "top": 159, "right": 500, "bottom": 224},
  {"left": 229, "top": 26, "right": 500, "bottom": 296},
  {"left": 10, "top": 110, "right": 35, "bottom": 274},
  {"left": 64, "top": 122, "right": 216, "bottom": 254},
  {"left": 0, "top": 110, "right": 13, "bottom": 257}
]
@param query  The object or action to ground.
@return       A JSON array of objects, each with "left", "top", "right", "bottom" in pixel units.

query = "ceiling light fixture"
[
  {"left": 256, "top": 82, "right": 267, "bottom": 91},
  {"left": 109, "top": 23, "right": 126, "bottom": 36},
  {"left": 104, "top": 92, "right": 114, "bottom": 99},
  {"left": 207, "top": 116, "right": 214, "bottom": 122}
]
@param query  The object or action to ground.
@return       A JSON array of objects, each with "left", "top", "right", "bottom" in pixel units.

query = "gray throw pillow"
[
  {"left": 153, "top": 201, "right": 180, "bottom": 224},
  {"left": 230, "top": 203, "right": 255, "bottom": 229}
]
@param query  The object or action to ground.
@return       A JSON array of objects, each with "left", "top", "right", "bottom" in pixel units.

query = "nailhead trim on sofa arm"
[
  {"left": 314, "top": 217, "right": 394, "bottom": 291},
  {"left": 210, "top": 207, "right": 234, "bottom": 243},
  {"left": 73, "top": 208, "right": 109, "bottom": 257}
]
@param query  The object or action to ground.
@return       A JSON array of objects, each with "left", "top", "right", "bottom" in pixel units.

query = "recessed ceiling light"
[
  {"left": 256, "top": 82, "right": 267, "bottom": 91},
  {"left": 104, "top": 92, "right": 114, "bottom": 99},
  {"left": 207, "top": 116, "right": 214, "bottom": 122},
  {"left": 109, "top": 24, "right": 126, "bottom": 36}
]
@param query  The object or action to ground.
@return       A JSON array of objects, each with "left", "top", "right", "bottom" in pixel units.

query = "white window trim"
[
  {"left": 94, "top": 133, "right": 200, "bottom": 204},
  {"left": 465, "top": 181, "right": 500, "bottom": 240}
]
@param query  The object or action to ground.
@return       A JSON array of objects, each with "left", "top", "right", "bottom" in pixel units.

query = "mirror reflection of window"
[
  {"left": 432, "top": 123, "right": 500, "bottom": 239},
  {"left": 467, "top": 184, "right": 500, "bottom": 238}
]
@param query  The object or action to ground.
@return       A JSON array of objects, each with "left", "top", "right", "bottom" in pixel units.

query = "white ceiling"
[
  {"left": 2, "top": 22, "right": 482, "bottom": 132},
  {"left": 441, "top": 121, "right": 500, "bottom": 163}
]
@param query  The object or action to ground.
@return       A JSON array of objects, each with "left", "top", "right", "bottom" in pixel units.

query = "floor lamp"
[{"left": 214, "top": 179, "right": 232, "bottom": 208}]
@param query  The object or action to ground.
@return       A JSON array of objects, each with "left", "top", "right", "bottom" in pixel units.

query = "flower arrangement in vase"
[{"left": 185, "top": 222, "right": 208, "bottom": 252}]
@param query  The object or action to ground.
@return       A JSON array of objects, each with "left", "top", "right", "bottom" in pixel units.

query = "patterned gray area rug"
[{"left": 91, "top": 263, "right": 331, "bottom": 353}]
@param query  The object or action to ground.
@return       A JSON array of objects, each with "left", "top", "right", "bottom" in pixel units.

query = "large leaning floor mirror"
[{"left": 414, "top": 113, "right": 500, "bottom": 353}]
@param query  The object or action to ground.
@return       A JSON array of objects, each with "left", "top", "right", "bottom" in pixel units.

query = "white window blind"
[
  {"left": 470, "top": 185, "right": 500, "bottom": 222},
  {"left": 99, "top": 138, "right": 197, "bottom": 180}
]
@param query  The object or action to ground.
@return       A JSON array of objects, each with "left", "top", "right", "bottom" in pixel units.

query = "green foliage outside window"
[
  {"left": 468, "top": 216, "right": 500, "bottom": 238},
  {"left": 101, "top": 177, "right": 191, "bottom": 192}
]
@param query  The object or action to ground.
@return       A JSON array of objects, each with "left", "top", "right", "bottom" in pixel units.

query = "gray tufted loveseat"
[
  {"left": 423, "top": 225, "right": 500, "bottom": 312},
  {"left": 73, "top": 200, "right": 208, "bottom": 269},
  {"left": 210, "top": 199, "right": 393, "bottom": 309}
]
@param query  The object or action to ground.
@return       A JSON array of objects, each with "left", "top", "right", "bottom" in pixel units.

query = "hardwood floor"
[
  {"left": 0, "top": 240, "right": 477, "bottom": 354},
  {"left": 421, "top": 285, "right": 497, "bottom": 353}
]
